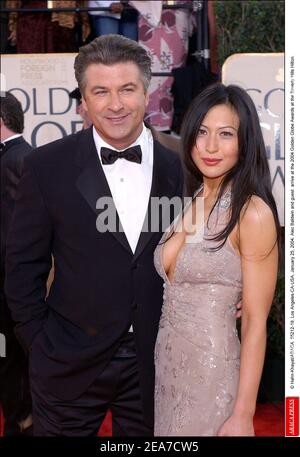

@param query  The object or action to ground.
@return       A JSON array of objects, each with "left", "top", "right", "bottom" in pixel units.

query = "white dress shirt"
[
  {"left": 1, "top": 133, "right": 22, "bottom": 145},
  {"left": 93, "top": 124, "right": 154, "bottom": 254}
]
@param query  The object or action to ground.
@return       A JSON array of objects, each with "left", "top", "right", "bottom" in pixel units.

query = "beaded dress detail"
[{"left": 154, "top": 188, "right": 242, "bottom": 436}]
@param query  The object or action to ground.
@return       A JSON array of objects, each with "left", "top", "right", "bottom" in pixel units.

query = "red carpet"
[
  {"left": 1, "top": 403, "right": 284, "bottom": 436},
  {"left": 253, "top": 402, "right": 284, "bottom": 436},
  {"left": 98, "top": 410, "right": 112, "bottom": 436},
  {"left": 97, "top": 403, "right": 285, "bottom": 436}
]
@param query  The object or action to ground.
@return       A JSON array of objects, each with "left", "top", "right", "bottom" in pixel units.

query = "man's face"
[{"left": 82, "top": 62, "right": 149, "bottom": 149}]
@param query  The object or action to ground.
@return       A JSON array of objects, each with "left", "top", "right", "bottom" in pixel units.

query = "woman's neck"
[{"left": 202, "top": 177, "right": 223, "bottom": 199}]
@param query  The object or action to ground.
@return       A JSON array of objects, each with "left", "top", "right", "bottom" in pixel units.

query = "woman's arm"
[{"left": 218, "top": 196, "right": 278, "bottom": 436}]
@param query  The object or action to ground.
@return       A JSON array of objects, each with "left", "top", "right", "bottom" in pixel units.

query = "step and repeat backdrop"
[
  {"left": 1, "top": 53, "right": 81, "bottom": 147},
  {"left": 1, "top": 52, "right": 284, "bottom": 224},
  {"left": 222, "top": 53, "right": 284, "bottom": 225}
]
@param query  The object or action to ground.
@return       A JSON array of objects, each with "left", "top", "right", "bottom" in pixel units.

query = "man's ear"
[
  {"left": 81, "top": 97, "right": 88, "bottom": 112},
  {"left": 145, "top": 91, "right": 150, "bottom": 108}
]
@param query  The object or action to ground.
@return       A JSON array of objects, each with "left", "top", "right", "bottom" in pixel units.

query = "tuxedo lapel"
[
  {"left": 75, "top": 128, "right": 132, "bottom": 254},
  {"left": 133, "top": 141, "right": 180, "bottom": 261}
]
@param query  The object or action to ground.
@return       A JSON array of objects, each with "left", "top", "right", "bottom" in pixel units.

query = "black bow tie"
[{"left": 100, "top": 145, "right": 142, "bottom": 165}]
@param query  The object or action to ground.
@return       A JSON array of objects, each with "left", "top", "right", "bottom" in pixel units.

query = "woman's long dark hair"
[{"left": 181, "top": 82, "right": 281, "bottom": 251}]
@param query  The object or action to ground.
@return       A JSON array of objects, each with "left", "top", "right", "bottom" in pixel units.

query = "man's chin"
[{"left": 102, "top": 132, "right": 136, "bottom": 149}]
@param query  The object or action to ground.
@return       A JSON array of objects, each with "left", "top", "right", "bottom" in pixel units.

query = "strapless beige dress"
[{"left": 154, "top": 189, "right": 242, "bottom": 436}]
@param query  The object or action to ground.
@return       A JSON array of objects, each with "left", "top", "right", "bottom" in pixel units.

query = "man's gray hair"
[{"left": 74, "top": 34, "right": 152, "bottom": 94}]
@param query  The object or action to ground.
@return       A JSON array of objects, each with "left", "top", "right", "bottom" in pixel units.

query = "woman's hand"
[{"left": 217, "top": 413, "right": 255, "bottom": 437}]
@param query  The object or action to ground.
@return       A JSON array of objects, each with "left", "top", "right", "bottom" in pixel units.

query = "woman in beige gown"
[{"left": 154, "top": 83, "right": 280, "bottom": 436}]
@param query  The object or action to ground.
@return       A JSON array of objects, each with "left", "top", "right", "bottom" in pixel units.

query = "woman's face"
[{"left": 191, "top": 104, "right": 240, "bottom": 181}]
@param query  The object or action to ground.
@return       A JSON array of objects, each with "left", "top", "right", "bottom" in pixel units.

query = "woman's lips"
[{"left": 202, "top": 158, "right": 222, "bottom": 166}]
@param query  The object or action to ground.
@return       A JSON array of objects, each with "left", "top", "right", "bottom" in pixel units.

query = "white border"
[{"left": 285, "top": 0, "right": 300, "bottom": 437}]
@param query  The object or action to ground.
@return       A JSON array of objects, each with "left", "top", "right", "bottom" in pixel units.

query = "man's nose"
[{"left": 108, "top": 93, "right": 124, "bottom": 112}]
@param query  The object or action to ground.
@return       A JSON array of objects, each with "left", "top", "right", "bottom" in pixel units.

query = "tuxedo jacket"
[
  {"left": 1, "top": 136, "right": 33, "bottom": 288},
  {"left": 5, "top": 126, "right": 183, "bottom": 426}
]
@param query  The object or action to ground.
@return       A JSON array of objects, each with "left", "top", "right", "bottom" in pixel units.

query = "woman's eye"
[
  {"left": 221, "top": 131, "right": 234, "bottom": 137},
  {"left": 198, "top": 129, "right": 207, "bottom": 136}
]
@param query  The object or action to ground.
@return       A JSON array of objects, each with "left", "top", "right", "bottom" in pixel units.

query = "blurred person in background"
[
  {"left": 69, "top": 87, "right": 93, "bottom": 129},
  {"left": 0, "top": 92, "right": 33, "bottom": 436},
  {"left": 7, "top": 1, "right": 90, "bottom": 53},
  {"left": 88, "top": 1, "right": 138, "bottom": 40}
]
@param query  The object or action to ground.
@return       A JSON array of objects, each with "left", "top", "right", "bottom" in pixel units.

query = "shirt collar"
[{"left": 2, "top": 133, "right": 22, "bottom": 144}]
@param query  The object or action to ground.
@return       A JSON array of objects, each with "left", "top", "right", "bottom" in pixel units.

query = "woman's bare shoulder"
[{"left": 239, "top": 196, "right": 277, "bottom": 255}]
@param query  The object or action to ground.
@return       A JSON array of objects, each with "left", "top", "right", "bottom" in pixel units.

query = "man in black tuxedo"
[
  {"left": 5, "top": 34, "right": 183, "bottom": 436},
  {"left": 0, "top": 92, "right": 33, "bottom": 435}
]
